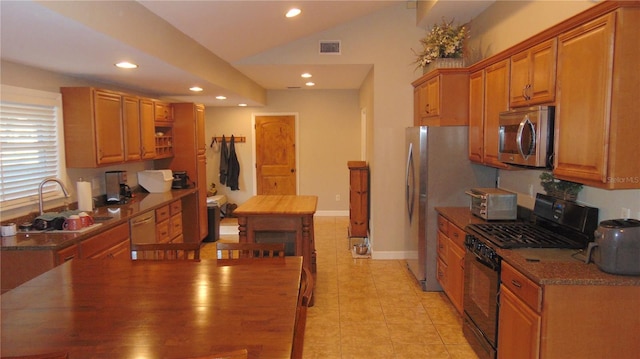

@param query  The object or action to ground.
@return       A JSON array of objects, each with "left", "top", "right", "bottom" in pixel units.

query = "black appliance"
[
  {"left": 105, "top": 170, "right": 131, "bottom": 204},
  {"left": 172, "top": 171, "right": 190, "bottom": 189},
  {"left": 462, "top": 193, "right": 599, "bottom": 359}
]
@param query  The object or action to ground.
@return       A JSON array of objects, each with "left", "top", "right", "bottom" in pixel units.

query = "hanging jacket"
[
  {"left": 227, "top": 135, "right": 240, "bottom": 191},
  {"left": 219, "top": 135, "right": 229, "bottom": 185}
]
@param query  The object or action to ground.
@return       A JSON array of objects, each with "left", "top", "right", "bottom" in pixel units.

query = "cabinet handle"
[
  {"left": 511, "top": 279, "right": 522, "bottom": 288},
  {"left": 63, "top": 255, "right": 75, "bottom": 262}
]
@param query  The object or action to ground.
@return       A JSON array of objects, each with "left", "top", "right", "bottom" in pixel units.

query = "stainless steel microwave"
[{"left": 498, "top": 106, "right": 554, "bottom": 168}]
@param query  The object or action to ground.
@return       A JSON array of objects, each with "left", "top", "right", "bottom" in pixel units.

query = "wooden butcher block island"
[{"left": 234, "top": 195, "right": 318, "bottom": 300}]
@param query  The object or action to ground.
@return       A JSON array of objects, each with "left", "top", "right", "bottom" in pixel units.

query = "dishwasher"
[{"left": 130, "top": 211, "right": 156, "bottom": 260}]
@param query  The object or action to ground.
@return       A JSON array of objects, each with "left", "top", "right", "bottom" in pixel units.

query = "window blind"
[{"left": 0, "top": 86, "right": 64, "bottom": 209}]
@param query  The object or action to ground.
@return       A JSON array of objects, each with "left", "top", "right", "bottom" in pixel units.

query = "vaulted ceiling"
[{"left": 1, "top": 1, "right": 493, "bottom": 106}]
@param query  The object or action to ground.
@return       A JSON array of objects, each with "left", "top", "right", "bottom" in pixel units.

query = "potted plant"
[
  {"left": 413, "top": 18, "right": 467, "bottom": 72},
  {"left": 539, "top": 172, "right": 583, "bottom": 201}
]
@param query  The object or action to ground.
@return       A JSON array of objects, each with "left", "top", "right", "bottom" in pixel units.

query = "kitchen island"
[
  {"left": 1, "top": 257, "right": 302, "bottom": 359},
  {"left": 234, "top": 195, "right": 318, "bottom": 304}
]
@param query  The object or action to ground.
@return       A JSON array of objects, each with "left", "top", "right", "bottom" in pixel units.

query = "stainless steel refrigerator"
[{"left": 405, "top": 126, "right": 497, "bottom": 291}]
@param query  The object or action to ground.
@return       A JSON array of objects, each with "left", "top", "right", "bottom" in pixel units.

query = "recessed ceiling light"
[
  {"left": 216, "top": 95, "right": 227, "bottom": 100},
  {"left": 301, "top": 73, "right": 312, "bottom": 78},
  {"left": 238, "top": 103, "right": 247, "bottom": 107},
  {"left": 115, "top": 61, "right": 138, "bottom": 69},
  {"left": 189, "top": 86, "right": 203, "bottom": 92},
  {"left": 305, "top": 82, "right": 315, "bottom": 87},
  {"left": 286, "top": 8, "right": 301, "bottom": 18}
]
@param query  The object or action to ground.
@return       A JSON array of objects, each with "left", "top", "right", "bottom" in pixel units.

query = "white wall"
[
  {"left": 470, "top": 1, "right": 640, "bottom": 221},
  {"left": 204, "top": 89, "right": 361, "bottom": 214}
]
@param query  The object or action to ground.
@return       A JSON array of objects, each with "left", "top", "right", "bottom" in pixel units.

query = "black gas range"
[{"left": 462, "top": 193, "right": 599, "bottom": 359}]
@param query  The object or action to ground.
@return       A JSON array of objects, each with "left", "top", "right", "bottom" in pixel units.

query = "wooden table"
[
  {"left": 234, "top": 195, "right": 317, "bottom": 306},
  {"left": 1, "top": 257, "right": 302, "bottom": 359}
]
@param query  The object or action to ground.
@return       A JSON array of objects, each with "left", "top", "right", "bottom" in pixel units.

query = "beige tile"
[
  {"left": 446, "top": 343, "right": 481, "bottom": 359},
  {"left": 436, "top": 323, "right": 467, "bottom": 345},
  {"left": 392, "top": 342, "right": 452, "bottom": 359},
  {"left": 387, "top": 321, "right": 442, "bottom": 345}
]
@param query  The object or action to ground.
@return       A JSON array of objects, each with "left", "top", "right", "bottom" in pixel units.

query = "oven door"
[{"left": 463, "top": 248, "right": 500, "bottom": 358}]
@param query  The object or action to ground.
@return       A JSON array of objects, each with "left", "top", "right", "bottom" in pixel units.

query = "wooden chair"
[
  {"left": 182, "top": 348, "right": 248, "bottom": 359},
  {"left": 1, "top": 352, "right": 68, "bottom": 359},
  {"left": 291, "top": 266, "right": 314, "bottom": 359},
  {"left": 131, "top": 242, "right": 201, "bottom": 261},
  {"left": 216, "top": 242, "right": 285, "bottom": 259}
]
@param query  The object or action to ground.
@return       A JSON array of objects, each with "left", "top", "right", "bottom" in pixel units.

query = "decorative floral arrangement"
[
  {"left": 539, "top": 172, "right": 583, "bottom": 201},
  {"left": 413, "top": 18, "right": 467, "bottom": 69}
]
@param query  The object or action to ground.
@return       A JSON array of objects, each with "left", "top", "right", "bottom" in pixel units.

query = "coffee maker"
[{"left": 105, "top": 170, "right": 131, "bottom": 204}]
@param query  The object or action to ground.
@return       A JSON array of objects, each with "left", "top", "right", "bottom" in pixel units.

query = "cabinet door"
[
  {"left": 56, "top": 244, "right": 79, "bottom": 265},
  {"left": 468, "top": 70, "right": 485, "bottom": 163},
  {"left": 448, "top": 242, "right": 465, "bottom": 314},
  {"left": 510, "top": 39, "right": 557, "bottom": 107},
  {"left": 554, "top": 13, "right": 614, "bottom": 184},
  {"left": 154, "top": 101, "right": 173, "bottom": 122},
  {"left": 197, "top": 154, "right": 208, "bottom": 240},
  {"left": 139, "top": 98, "right": 156, "bottom": 159},
  {"left": 123, "top": 95, "right": 142, "bottom": 162},
  {"left": 510, "top": 51, "right": 531, "bottom": 106},
  {"left": 498, "top": 286, "right": 541, "bottom": 359},
  {"left": 195, "top": 104, "right": 206, "bottom": 153},
  {"left": 425, "top": 76, "right": 440, "bottom": 117},
  {"left": 483, "top": 60, "right": 510, "bottom": 169},
  {"left": 94, "top": 90, "right": 124, "bottom": 164}
]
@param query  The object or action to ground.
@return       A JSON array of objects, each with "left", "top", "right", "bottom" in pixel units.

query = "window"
[{"left": 0, "top": 85, "right": 66, "bottom": 210}]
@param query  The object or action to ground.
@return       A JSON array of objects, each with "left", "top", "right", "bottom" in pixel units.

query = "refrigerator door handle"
[{"left": 406, "top": 143, "right": 415, "bottom": 223}]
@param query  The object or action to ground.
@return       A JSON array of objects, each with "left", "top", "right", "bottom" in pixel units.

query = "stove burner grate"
[{"left": 468, "top": 223, "right": 582, "bottom": 249}]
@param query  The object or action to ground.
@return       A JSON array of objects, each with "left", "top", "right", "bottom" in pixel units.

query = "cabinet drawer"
[
  {"left": 437, "top": 215, "right": 450, "bottom": 236},
  {"left": 56, "top": 244, "right": 79, "bottom": 264},
  {"left": 436, "top": 256, "right": 447, "bottom": 287},
  {"left": 437, "top": 231, "right": 448, "bottom": 261},
  {"left": 170, "top": 200, "right": 182, "bottom": 215},
  {"left": 169, "top": 213, "right": 183, "bottom": 239},
  {"left": 80, "top": 223, "right": 129, "bottom": 258},
  {"left": 170, "top": 234, "right": 184, "bottom": 244},
  {"left": 501, "top": 261, "right": 541, "bottom": 312},
  {"left": 89, "top": 239, "right": 130, "bottom": 259},
  {"left": 156, "top": 219, "right": 170, "bottom": 243},
  {"left": 156, "top": 205, "right": 170, "bottom": 222},
  {"left": 449, "top": 224, "right": 466, "bottom": 251}
]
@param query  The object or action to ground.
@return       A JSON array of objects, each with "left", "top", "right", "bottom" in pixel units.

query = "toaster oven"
[{"left": 465, "top": 188, "right": 517, "bottom": 220}]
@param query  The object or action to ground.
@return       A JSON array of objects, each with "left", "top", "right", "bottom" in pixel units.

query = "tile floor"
[{"left": 203, "top": 216, "right": 479, "bottom": 359}]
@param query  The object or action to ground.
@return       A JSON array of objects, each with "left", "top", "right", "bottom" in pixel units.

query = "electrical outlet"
[
  {"left": 91, "top": 177, "right": 100, "bottom": 190},
  {"left": 621, "top": 208, "right": 631, "bottom": 219},
  {"left": 335, "top": 194, "right": 340, "bottom": 201}
]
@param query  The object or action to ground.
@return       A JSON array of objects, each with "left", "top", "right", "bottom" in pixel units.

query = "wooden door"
[
  {"left": 498, "top": 286, "right": 541, "bottom": 359},
  {"left": 255, "top": 115, "right": 296, "bottom": 195},
  {"left": 139, "top": 98, "right": 156, "bottom": 159},
  {"left": 483, "top": 60, "right": 510, "bottom": 169},
  {"left": 554, "top": 13, "right": 614, "bottom": 184},
  {"left": 468, "top": 70, "right": 484, "bottom": 163},
  {"left": 123, "top": 95, "right": 142, "bottom": 161},
  {"left": 94, "top": 90, "right": 124, "bottom": 165}
]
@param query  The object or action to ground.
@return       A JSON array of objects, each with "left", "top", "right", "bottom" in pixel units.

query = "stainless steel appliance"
[
  {"left": 463, "top": 193, "right": 599, "bottom": 359},
  {"left": 586, "top": 218, "right": 640, "bottom": 275},
  {"left": 405, "top": 126, "right": 497, "bottom": 291},
  {"left": 172, "top": 171, "right": 190, "bottom": 189},
  {"left": 498, "top": 106, "right": 554, "bottom": 168},
  {"left": 130, "top": 211, "right": 156, "bottom": 260},
  {"left": 105, "top": 170, "right": 131, "bottom": 204},
  {"left": 465, "top": 188, "right": 517, "bottom": 220}
]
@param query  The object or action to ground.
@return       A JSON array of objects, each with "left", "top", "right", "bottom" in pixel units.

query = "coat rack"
[{"left": 210, "top": 136, "right": 246, "bottom": 147}]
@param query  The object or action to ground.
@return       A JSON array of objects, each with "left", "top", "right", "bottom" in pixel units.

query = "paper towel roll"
[{"left": 77, "top": 180, "right": 93, "bottom": 211}]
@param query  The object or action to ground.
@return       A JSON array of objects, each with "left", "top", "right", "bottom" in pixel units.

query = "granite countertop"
[
  {"left": 1, "top": 188, "right": 198, "bottom": 251},
  {"left": 436, "top": 207, "right": 640, "bottom": 287}
]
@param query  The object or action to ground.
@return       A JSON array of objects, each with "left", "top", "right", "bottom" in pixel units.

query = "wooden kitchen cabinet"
[
  {"left": 509, "top": 38, "right": 557, "bottom": 107},
  {"left": 157, "top": 103, "right": 207, "bottom": 242},
  {"left": 482, "top": 59, "right": 511, "bottom": 169},
  {"left": 122, "top": 96, "right": 155, "bottom": 161},
  {"left": 61, "top": 87, "right": 125, "bottom": 167},
  {"left": 154, "top": 100, "right": 173, "bottom": 122},
  {"left": 436, "top": 215, "right": 465, "bottom": 314},
  {"left": 554, "top": 9, "right": 640, "bottom": 189},
  {"left": 348, "top": 161, "right": 369, "bottom": 239},
  {"left": 80, "top": 222, "right": 130, "bottom": 259},
  {"left": 412, "top": 68, "right": 469, "bottom": 126},
  {"left": 498, "top": 261, "right": 640, "bottom": 358},
  {"left": 139, "top": 98, "right": 157, "bottom": 160},
  {"left": 468, "top": 70, "right": 485, "bottom": 163}
]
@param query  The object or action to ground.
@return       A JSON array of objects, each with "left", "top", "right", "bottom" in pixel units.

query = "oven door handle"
[{"left": 472, "top": 253, "right": 499, "bottom": 271}]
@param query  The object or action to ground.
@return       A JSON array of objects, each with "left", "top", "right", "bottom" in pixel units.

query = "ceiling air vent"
[{"left": 319, "top": 40, "right": 341, "bottom": 54}]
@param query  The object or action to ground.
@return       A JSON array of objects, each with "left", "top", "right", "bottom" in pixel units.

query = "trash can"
[{"left": 204, "top": 206, "right": 221, "bottom": 242}]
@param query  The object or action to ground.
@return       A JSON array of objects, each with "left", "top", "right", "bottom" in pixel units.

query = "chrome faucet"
[{"left": 38, "top": 177, "right": 70, "bottom": 215}]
